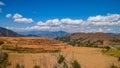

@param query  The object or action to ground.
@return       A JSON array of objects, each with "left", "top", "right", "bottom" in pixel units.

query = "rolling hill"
[
  {"left": 55, "top": 32, "right": 120, "bottom": 46},
  {"left": 0, "top": 37, "right": 69, "bottom": 51}
]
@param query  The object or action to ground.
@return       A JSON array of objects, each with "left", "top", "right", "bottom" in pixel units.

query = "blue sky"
[{"left": 0, "top": 0, "right": 120, "bottom": 33}]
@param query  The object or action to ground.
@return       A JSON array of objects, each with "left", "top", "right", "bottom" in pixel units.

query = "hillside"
[
  {"left": 8, "top": 47, "right": 120, "bottom": 68},
  {"left": 0, "top": 37, "right": 69, "bottom": 51},
  {"left": 0, "top": 27, "right": 22, "bottom": 37},
  {"left": 55, "top": 32, "right": 120, "bottom": 46}
]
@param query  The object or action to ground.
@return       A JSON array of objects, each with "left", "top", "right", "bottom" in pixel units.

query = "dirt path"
[{"left": 8, "top": 47, "right": 120, "bottom": 68}]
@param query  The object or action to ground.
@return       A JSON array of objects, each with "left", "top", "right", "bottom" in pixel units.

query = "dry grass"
[
  {"left": 7, "top": 47, "right": 120, "bottom": 68},
  {"left": 0, "top": 37, "right": 69, "bottom": 50},
  {"left": 1, "top": 37, "right": 119, "bottom": 68}
]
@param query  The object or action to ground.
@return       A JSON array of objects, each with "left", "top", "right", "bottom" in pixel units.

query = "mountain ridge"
[
  {"left": 0, "top": 27, "right": 23, "bottom": 37},
  {"left": 19, "top": 31, "right": 68, "bottom": 38},
  {"left": 55, "top": 32, "right": 120, "bottom": 46}
]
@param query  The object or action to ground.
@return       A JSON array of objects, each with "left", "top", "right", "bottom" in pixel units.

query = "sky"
[{"left": 0, "top": 0, "right": 120, "bottom": 33}]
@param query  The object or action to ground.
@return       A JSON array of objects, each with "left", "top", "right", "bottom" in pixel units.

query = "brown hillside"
[
  {"left": 55, "top": 32, "right": 120, "bottom": 46},
  {"left": 0, "top": 37, "right": 69, "bottom": 50}
]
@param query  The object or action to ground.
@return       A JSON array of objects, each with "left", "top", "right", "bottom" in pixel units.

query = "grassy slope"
[{"left": 7, "top": 47, "right": 120, "bottom": 68}]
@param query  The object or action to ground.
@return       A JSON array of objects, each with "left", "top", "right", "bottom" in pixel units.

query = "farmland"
[{"left": 0, "top": 37, "right": 120, "bottom": 68}]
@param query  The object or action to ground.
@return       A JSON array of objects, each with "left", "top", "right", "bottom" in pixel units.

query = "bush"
[
  {"left": 105, "top": 46, "right": 111, "bottom": 51},
  {"left": 0, "top": 52, "right": 8, "bottom": 64},
  {"left": 0, "top": 41, "right": 4, "bottom": 45},
  {"left": 71, "top": 60, "right": 81, "bottom": 68},
  {"left": 0, "top": 52, "right": 9, "bottom": 68},
  {"left": 57, "top": 55, "right": 65, "bottom": 64},
  {"left": 33, "top": 65, "right": 40, "bottom": 68},
  {"left": 63, "top": 62, "right": 68, "bottom": 68},
  {"left": 16, "top": 64, "right": 24, "bottom": 68},
  {"left": 110, "top": 64, "right": 118, "bottom": 68},
  {"left": 16, "top": 64, "right": 20, "bottom": 68}
]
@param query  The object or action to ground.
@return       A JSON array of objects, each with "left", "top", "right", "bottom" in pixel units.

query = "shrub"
[
  {"left": 16, "top": 64, "right": 24, "bottom": 68},
  {"left": 110, "top": 64, "right": 118, "bottom": 68},
  {"left": 71, "top": 60, "right": 81, "bottom": 68},
  {"left": 57, "top": 55, "right": 65, "bottom": 64},
  {"left": 0, "top": 41, "right": 4, "bottom": 45},
  {"left": 0, "top": 52, "right": 8, "bottom": 64},
  {"left": 33, "top": 65, "right": 40, "bottom": 68},
  {"left": 63, "top": 62, "right": 68, "bottom": 68},
  {"left": 0, "top": 52, "right": 9, "bottom": 68},
  {"left": 16, "top": 64, "right": 20, "bottom": 68},
  {"left": 105, "top": 46, "right": 111, "bottom": 51}
]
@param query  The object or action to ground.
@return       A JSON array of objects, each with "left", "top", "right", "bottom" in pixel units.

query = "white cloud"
[
  {"left": 0, "top": 1, "right": 5, "bottom": 6},
  {"left": 61, "top": 18, "right": 83, "bottom": 25},
  {"left": 7, "top": 14, "right": 120, "bottom": 33},
  {"left": 13, "top": 13, "right": 33, "bottom": 23},
  {"left": 37, "top": 19, "right": 60, "bottom": 26},
  {"left": 6, "top": 14, "right": 12, "bottom": 18},
  {"left": 87, "top": 14, "right": 120, "bottom": 26},
  {"left": 13, "top": 13, "right": 23, "bottom": 19},
  {"left": 14, "top": 18, "right": 33, "bottom": 23}
]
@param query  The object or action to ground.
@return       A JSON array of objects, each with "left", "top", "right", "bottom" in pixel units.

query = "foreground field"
[{"left": 7, "top": 47, "right": 120, "bottom": 68}]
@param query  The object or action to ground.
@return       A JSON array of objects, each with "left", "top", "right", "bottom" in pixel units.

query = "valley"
[{"left": 0, "top": 37, "right": 120, "bottom": 68}]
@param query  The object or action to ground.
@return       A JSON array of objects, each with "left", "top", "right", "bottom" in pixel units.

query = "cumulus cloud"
[
  {"left": 14, "top": 18, "right": 33, "bottom": 23},
  {"left": 13, "top": 13, "right": 23, "bottom": 19},
  {"left": 0, "top": 1, "right": 5, "bottom": 6},
  {"left": 61, "top": 18, "right": 83, "bottom": 25},
  {"left": 87, "top": 14, "right": 120, "bottom": 26},
  {"left": 7, "top": 14, "right": 120, "bottom": 33},
  {"left": 37, "top": 19, "right": 60, "bottom": 26},
  {"left": 13, "top": 13, "right": 34, "bottom": 23},
  {"left": 6, "top": 14, "right": 12, "bottom": 18}
]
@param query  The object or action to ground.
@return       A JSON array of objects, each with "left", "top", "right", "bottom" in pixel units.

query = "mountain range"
[
  {"left": 19, "top": 31, "right": 68, "bottom": 38},
  {"left": 0, "top": 27, "right": 22, "bottom": 37},
  {"left": 0, "top": 26, "right": 120, "bottom": 46}
]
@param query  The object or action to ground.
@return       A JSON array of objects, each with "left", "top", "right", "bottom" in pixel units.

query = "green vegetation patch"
[
  {"left": 102, "top": 46, "right": 120, "bottom": 57},
  {"left": 0, "top": 52, "right": 10, "bottom": 68},
  {"left": 1, "top": 44, "right": 61, "bottom": 53}
]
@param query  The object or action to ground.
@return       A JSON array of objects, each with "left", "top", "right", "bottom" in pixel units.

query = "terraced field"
[{"left": 0, "top": 37, "right": 120, "bottom": 68}]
